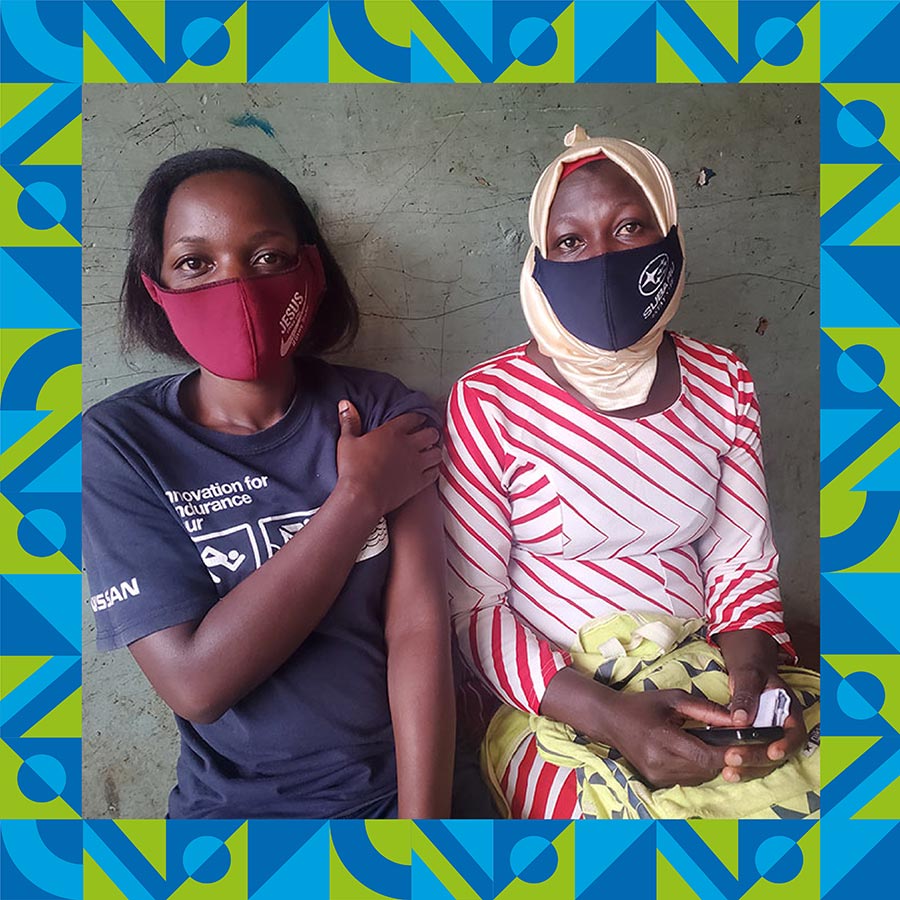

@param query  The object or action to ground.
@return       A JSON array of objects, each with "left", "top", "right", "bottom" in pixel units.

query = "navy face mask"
[{"left": 532, "top": 225, "right": 683, "bottom": 351}]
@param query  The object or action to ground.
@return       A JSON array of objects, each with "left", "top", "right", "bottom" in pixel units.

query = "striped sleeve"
[
  {"left": 695, "top": 357, "right": 796, "bottom": 658},
  {"left": 439, "top": 379, "right": 570, "bottom": 714}
]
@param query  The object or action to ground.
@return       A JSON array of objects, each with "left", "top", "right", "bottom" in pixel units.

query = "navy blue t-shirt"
[{"left": 82, "top": 358, "right": 436, "bottom": 819}]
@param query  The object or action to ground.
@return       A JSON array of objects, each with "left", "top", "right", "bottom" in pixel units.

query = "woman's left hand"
[{"left": 715, "top": 629, "right": 808, "bottom": 783}]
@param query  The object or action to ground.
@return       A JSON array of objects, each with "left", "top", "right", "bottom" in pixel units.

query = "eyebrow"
[
  {"left": 170, "top": 229, "right": 293, "bottom": 246},
  {"left": 550, "top": 201, "right": 650, "bottom": 225}
]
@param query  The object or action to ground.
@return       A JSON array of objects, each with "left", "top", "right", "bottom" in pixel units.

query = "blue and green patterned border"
[{"left": 1, "top": 1, "right": 897, "bottom": 897}]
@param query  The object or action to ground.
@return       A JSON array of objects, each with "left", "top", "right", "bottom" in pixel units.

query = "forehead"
[
  {"left": 549, "top": 160, "right": 650, "bottom": 218},
  {"left": 164, "top": 169, "right": 293, "bottom": 233}
]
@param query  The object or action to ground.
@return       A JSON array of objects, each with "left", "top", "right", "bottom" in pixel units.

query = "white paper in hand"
[{"left": 753, "top": 688, "right": 791, "bottom": 727}]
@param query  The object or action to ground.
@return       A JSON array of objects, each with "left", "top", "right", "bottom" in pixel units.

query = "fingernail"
[
  {"left": 770, "top": 748, "right": 785, "bottom": 761},
  {"left": 732, "top": 709, "right": 750, "bottom": 726},
  {"left": 338, "top": 400, "right": 350, "bottom": 415},
  {"left": 726, "top": 753, "right": 742, "bottom": 767}
]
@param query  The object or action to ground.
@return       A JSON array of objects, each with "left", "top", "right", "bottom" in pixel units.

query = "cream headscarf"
[{"left": 521, "top": 125, "right": 686, "bottom": 411}]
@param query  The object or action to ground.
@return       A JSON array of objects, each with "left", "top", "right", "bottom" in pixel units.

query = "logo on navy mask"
[{"left": 639, "top": 253, "right": 671, "bottom": 296}]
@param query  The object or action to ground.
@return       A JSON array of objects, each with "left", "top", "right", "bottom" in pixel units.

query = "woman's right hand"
[
  {"left": 336, "top": 400, "right": 442, "bottom": 517},
  {"left": 598, "top": 689, "right": 733, "bottom": 788}
]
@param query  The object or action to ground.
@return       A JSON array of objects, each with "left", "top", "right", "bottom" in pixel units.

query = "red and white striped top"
[{"left": 440, "top": 334, "right": 794, "bottom": 715}]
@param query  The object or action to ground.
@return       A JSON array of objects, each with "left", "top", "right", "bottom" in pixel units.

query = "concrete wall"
[{"left": 82, "top": 83, "right": 819, "bottom": 818}]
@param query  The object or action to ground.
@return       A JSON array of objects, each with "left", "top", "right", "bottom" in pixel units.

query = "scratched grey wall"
[{"left": 82, "top": 83, "right": 819, "bottom": 818}]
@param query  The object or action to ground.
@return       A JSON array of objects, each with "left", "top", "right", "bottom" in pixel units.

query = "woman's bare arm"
[{"left": 384, "top": 486, "right": 455, "bottom": 818}]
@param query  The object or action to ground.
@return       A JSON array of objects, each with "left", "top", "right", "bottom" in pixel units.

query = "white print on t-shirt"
[
  {"left": 258, "top": 510, "right": 389, "bottom": 562},
  {"left": 199, "top": 546, "right": 246, "bottom": 583},
  {"left": 258, "top": 510, "right": 319, "bottom": 558},
  {"left": 357, "top": 517, "right": 389, "bottom": 561},
  {"left": 164, "top": 475, "right": 271, "bottom": 533},
  {"left": 90, "top": 577, "right": 140, "bottom": 612},
  {"left": 191, "top": 524, "right": 262, "bottom": 585}
]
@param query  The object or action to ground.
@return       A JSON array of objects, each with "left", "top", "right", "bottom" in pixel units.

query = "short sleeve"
[
  {"left": 339, "top": 366, "right": 441, "bottom": 433},
  {"left": 82, "top": 410, "right": 220, "bottom": 651}
]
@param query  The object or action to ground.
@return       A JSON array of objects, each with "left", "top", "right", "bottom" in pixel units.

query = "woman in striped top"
[{"left": 440, "top": 128, "right": 815, "bottom": 819}]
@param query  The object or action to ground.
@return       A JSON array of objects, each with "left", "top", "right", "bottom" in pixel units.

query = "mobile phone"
[{"left": 684, "top": 726, "right": 785, "bottom": 746}]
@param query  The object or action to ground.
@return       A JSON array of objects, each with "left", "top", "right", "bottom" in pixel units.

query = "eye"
[
  {"left": 253, "top": 251, "right": 293, "bottom": 268},
  {"left": 615, "top": 220, "right": 643, "bottom": 237},
  {"left": 174, "top": 255, "right": 210, "bottom": 274},
  {"left": 555, "top": 235, "right": 584, "bottom": 252}
]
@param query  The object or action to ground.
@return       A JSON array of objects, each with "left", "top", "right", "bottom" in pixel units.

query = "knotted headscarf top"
[{"left": 521, "top": 125, "right": 686, "bottom": 411}]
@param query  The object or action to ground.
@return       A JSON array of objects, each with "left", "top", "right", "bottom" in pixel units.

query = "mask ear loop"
[{"left": 141, "top": 272, "right": 163, "bottom": 306}]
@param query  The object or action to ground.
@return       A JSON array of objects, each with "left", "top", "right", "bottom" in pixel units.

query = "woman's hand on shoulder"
[
  {"left": 715, "top": 629, "right": 808, "bottom": 783},
  {"left": 335, "top": 400, "right": 441, "bottom": 518}
]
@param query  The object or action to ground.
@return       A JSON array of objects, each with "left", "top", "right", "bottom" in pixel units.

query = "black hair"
[{"left": 120, "top": 148, "right": 358, "bottom": 361}]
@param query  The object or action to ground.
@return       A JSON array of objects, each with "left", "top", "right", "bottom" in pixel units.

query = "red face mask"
[{"left": 141, "top": 245, "right": 325, "bottom": 380}]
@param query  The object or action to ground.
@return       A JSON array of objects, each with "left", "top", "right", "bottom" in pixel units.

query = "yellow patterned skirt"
[{"left": 482, "top": 613, "right": 820, "bottom": 819}]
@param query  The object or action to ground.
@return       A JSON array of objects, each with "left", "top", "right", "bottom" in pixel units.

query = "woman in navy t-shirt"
[{"left": 83, "top": 148, "right": 454, "bottom": 819}]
